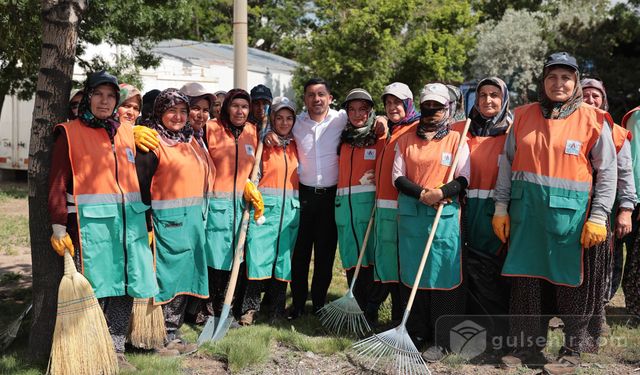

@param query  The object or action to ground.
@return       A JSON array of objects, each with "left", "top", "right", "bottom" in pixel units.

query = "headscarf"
[
  {"left": 340, "top": 108, "right": 378, "bottom": 149},
  {"left": 539, "top": 66, "right": 583, "bottom": 120},
  {"left": 396, "top": 98, "right": 421, "bottom": 126},
  {"left": 581, "top": 78, "right": 609, "bottom": 111},
  {"left": 219, "top": 88, "right": 251, "bottom": 139},
  {"left": 149, "top": 88, "right": 193, "bottom": 143},
  {"left": 417, "top": 103, "right": 452, "bottom": 140},
  {"left": 116, "top": 83, "right": 142, "bottom": 124},
  {"left": 469, "top": 77, "right": 512, "bottom": 137},
  {"left": 77, "top": 75, "right": 120, "bottom": 139}
]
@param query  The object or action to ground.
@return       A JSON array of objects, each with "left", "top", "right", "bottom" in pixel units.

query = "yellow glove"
[
  {"left": 492, "top": 214, "right": 510, "bottom": 244},
  {"left": 243, "top": 180, "right": 265, "bottom": 225},
  {"left": 580, "top": 220, "right": 607, "bottom": 248},
  {"left": 133, "top": 125, "right": 160, "bottom": 153},
  {"left": 148, "top": 231, "right": 154, "bottom": 246},
  {"left": 50, "top": 224, "right": 74, "bottom": 257}
]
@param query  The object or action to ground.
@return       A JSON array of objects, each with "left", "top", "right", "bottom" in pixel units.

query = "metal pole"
[{"left": 233, "top": 0, "right": 248, "bottom": 90}]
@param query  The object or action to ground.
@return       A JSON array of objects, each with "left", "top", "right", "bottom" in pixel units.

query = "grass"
[
  {"left": 0, "top": 183, "right": 28, "bottom": 203},
  {"left": 0, "top": 213, "right": 29, "bottom": 255}
]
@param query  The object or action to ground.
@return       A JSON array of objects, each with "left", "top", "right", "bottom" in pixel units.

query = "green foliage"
[{"left": 293, "top": 0, "right": 478, "bottom": 110}]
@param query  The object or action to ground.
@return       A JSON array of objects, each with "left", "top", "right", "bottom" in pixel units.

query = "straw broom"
[
  {"left": 47, "top": 250, "right": 118, "bottom": 375},
  {"left": 128, "top": 298, "right": 166, "bottom": 349},
  {"left": 128, "top": 231, "right": 166, "bottom": 349}
]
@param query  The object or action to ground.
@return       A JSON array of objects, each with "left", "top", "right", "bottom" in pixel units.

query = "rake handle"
[
  {"left": 402, "top": 118, "right": 471, "bottom": 323},
  {"left": 222, "top": 138, "right": 265, "bottom": 307},
  {"left": 348, "top": 205, "right": 376, "bottom": 292}
]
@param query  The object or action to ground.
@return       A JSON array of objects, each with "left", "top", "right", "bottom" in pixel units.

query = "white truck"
[{"left": 0, "top": 95, "right": 33, "bottom": 170}]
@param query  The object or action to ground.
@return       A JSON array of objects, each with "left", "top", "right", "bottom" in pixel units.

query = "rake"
[
  {"left": 318, "top": 206, "right": 375, "bottom": 337},
  {"left": 352, "top": 118, "right": 471, "bottom": 375}
]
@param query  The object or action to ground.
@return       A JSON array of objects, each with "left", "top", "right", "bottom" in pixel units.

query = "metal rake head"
[
  {"left": 317, "top": 294, "right": 371, "bottom": 337},
  {"left": 352, "top": 325, "right": 431, "bottom": 375}
]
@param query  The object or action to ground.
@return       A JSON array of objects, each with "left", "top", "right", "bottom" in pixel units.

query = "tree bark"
[{"left": 28, "top": 0, "right": 87, "bottom": 362}]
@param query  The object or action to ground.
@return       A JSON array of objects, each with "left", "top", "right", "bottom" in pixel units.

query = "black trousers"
[
  {"left": 290, "top": 184, "right": 338, "bottom": 312},
  {"left": 610, "top": 207, "right": 640, "bottom": 300}
]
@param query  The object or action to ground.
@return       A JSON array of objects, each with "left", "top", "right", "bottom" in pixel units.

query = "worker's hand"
[
  {"left": 374, "top": 116, "right": 388, "bottom": 137},
  {"left": 148, "top": 231, "right": 154, "bottom": 246},
  {"left": 244, "top": 180, "right": 265, "bottom": 225},
  {"left": 581, "top": 220, "right": 608, "bottom": 248},
  {"left": 263, "top": 132, "right": 281, "bottom": 148},
  {"left": 133, "top": 125, "right": 159, "bottom": 153},
  {"left": 615, "top": 209, "right": 633, "bottom": 239},
  {"left": 492, "top": 214, "right": 510, "bottom": 244},
  {"left": 50, "top": 224, "right": 74, "bottom": 257},
  {"left": 419, "top": 188, "right": 444, "bottom": 206},
  {"left": 359, "top": 169, "right": 375, "bottom": 185}
]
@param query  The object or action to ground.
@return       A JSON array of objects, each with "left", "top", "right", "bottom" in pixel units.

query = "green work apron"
[
  {"left": 465, "top": 196, "right": 503, "bottom": 255},
  {"left": 372, "top": 206, "right": 399, "bottom": 282},
  {"left": 335, "top": 191, "right": 375, "bottom": 269},
  {"left": 205, "top": 195, "right": 245, "bottom": 271}
]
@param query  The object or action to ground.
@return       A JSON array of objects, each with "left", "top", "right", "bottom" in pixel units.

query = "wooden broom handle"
[
  {"left": 222, "top": 138, "right": 265, "bottom": 307},
  {"left": 404, "top": 118, "right": 471, "bottom": 313},
  {"left": 348, "top": 205, "right": 376, "bottom": 292}
]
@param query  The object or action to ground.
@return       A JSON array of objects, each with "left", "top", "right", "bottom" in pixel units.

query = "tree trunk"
[{"left": 28, "top": 0, "right": 87, "bottom": 362}]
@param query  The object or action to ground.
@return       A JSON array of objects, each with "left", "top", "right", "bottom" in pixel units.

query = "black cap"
[
  {"left": 250, "top": 84, "right": 273, "bottom": 102},
  {"left": 141, "top": 89, "right": 161, "bottom": 120},
  {"left": 86, "top": 70, "right": 119, "bottom": 91},
  {"left": 544, "top": 52, "right": 579, "bottom": 72}
]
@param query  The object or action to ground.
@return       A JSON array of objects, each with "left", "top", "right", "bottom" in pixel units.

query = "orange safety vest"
[
  {"left": 374, "top": 121, "right": 419, "bottom": 207},
  {"left": 338, "top": 135, "right": 386, "bottom": 193},
  {"left": 395, "top": 130, "right": 463, "bottom": 290},
  {"left": 206, "top": 119, "right": 257, "bottom": 195},
  {"left": 258, "top": 140, "right": 299, "bottom": 193},
  {"left": 504, "top": 103, "right": 604, "bottom": 286},
  {"left": 56, "top": 119, "right": 157, "bottom": 299},
  {"left": 151, "top": 137, "right": 209, "bottom": 303}
]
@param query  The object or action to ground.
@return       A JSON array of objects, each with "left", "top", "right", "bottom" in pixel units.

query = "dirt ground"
[{"left": 2, "top": 181, "right": 640, "bottom": 374}]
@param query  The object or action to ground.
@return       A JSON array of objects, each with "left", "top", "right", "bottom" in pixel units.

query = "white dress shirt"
[{"left": 293, "top": 109, "right": 348, "bottom": 187}]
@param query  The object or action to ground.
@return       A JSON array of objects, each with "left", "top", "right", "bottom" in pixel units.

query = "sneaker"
[
  {"left": 422, "top": 345, "right": 447, "bottom": 363},
  {"left": 239, "top": 310, "right": 256, "bottom": 326},
  {"left": 117, "top": 353, "right": 137, "bottom": 371},
  {"left": 165, "top": 339, "right": 198, "bottom": 355}
]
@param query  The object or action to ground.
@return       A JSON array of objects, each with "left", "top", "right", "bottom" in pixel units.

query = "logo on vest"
[
  {"left": 364, "top": 149, "right": 376, "bottom": 160},
  {"left": 125, "top": 148, "right": 135, "bottom": 163},
  {"left": 564, "top": 140, "right": 582, "bottom": 156},
  {"left": 245, "top": 144, "right": 255, "bottom": 156},
  {"left": 441, "top": 152, "right": 452, "bottom": 166}
]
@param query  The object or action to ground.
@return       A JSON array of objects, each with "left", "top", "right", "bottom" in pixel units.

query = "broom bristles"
[
  {"left": 128, "top": 298, "right": 166, "bottom": 349},
  {"left": 48, "top": 252, "right": 118, "bottom": 375}
]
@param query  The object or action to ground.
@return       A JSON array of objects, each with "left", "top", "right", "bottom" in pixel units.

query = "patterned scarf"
[
  {"left": 149, "top": 88, "right": 193, "bottom": 143},
  {"left": 469, "top": 77, "right": 512, "bottom": 137},
  {"left": 539, "top": 69, "right": 583, "bottom": 120},
  {"left": 78, "top": 85, "right": 120, "bottom": 139},
  {"left": 340, "top": 109, "right": 378, "bottom": 148},
  {"left": 417, "top": 105, "right": 451, "bottom": 140}
]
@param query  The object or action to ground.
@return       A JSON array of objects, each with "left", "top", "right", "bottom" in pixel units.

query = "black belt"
[{"left": 299, "top": 183, "right": 337, "bottom": 195}]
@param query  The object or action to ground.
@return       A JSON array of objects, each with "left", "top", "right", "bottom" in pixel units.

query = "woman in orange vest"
[
  {"left": 48, "top": 71, "right": 158, "bottom": 371},
  {"left": 492, "top": 52, "right": 617, "bottom": 371},
  {"left": 451, "top": 77, "right": 512, "bottom": 339},
  {"left": 239, "top": 96, "right": 300, "bottom": 325},
  {"left": 334, "top": 88, "right": 386, "bottom": 324},
  {"left": 135, "top": 88, "right": 209, "bottom": 355},
  {"left": 393, "top": 83, "right": 470, "bottom": 361},
  {"left": 205, "top": 89, "right": 262, "bottom": 318},
  {"left": 581, "top": 78, "right": 636, "bottom": 303},
  {"left": 372, "top": 82, "right": 421, "bottom": 322}
]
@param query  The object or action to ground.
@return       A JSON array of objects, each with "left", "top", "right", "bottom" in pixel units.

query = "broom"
[
  {"left": 128, "top": 231, "right": 166, "bottom": 349},
  {"left": 318, "top": 206, "right": 375, "bottom": 337},
  {"left": 352, "top": 118, "right": 471, "bottom": 375},
  {"left": 47, "top": 249, "right": 118, "bottom": 375},
  {"left": 128, "top": 298, "right": 166, "bottom": 349}
]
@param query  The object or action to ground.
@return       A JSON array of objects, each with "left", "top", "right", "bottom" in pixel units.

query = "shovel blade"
[
  {"left": 211, "top": 304, "right": 233, "bottom": 341},
  {"left": 197, "top": 315, "right": 219, "bottom": 346}
]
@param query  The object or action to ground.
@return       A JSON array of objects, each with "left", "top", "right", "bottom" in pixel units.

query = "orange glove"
[
  {"left": 580, "top": 220, "right": 607, "bottom": 248},
  {"left": 243, "top": 180, "right": 265, "bottom": 225},
  {"left": 133, "top": 125, "right": 160, "bottom": 153},
  {"left": 50, "top": 224, "right": 74, "bottom": 257},
  {"left": 492, "top": 214, "right": 510, "bottom": 244}
]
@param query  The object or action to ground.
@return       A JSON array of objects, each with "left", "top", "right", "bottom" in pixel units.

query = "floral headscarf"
[{"left": 149, "top": 88, "right": 193, "bottom": 143}]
